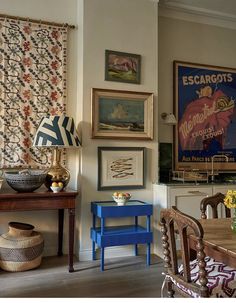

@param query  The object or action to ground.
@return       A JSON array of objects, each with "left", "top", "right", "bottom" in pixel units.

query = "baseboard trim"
[
  {"left": 79, "top": 245, "right": 147, "bottom": 261},
  {"left": 41, "top": 245, "right": 149, "bottom": 261}
]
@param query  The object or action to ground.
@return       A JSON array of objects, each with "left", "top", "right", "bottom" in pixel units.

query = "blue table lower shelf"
[{"left": 90, "top": 225, "right": 153, "bottom": 271}]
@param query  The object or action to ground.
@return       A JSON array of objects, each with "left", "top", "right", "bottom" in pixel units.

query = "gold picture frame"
[{"left": 91, "top": 88, "right": 153, "bottom": 140}]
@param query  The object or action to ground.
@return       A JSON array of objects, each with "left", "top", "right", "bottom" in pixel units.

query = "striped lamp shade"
[{"left": 33, "top": 115, "right": 81, "bottom": 147}]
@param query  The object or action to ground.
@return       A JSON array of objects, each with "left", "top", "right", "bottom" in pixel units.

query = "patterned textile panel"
[
  {"left": 0, "top": 17, "right": 67, "bottom": 168},
  {"left": 172, "top": 256, "right": 236, "bottom": 298}
]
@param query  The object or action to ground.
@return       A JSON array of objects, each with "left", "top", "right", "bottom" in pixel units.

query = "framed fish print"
[
  {"left": 174, "top": 61, "right": 236, "bottom": 171},
  {"left": 91, "top": 88, "right": 153, "bottom": 140},
  {"left": 97, "top": 147, "right": 145, "bottom": 190}
]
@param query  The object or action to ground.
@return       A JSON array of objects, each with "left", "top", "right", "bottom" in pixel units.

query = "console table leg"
[
  {"left": 68, "top": 208, "right": 75, "bottom": 272},
  {"left": 134, "top": 216, "right": 138, "bottom": 256},
  {"left": 147, "top": 243, "right": 151, "bottom": 266},
  {"left": 101, "top": 247, "right": 104, "bottom": 271},
  {"left": 58, "top": 209, "right": 64, "bottom": 256},
  {"left": 92, "top": 241, "right": 96, "bottom": 260}
]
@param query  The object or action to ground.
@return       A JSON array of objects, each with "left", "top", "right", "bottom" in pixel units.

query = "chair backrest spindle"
[
  {"left": 200, "top": 193, "right": 230, "bottom": 219},
  {"left": 160, "top": 206, "right": 209, "bottom": 297}
]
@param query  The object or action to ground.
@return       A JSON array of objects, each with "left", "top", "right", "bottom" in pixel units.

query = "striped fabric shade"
[{"left": 33, "top": 115, "right": 81, "bottom": 147}]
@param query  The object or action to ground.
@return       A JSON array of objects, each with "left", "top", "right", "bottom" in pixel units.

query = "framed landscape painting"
[
  {"left": 105, "top": 50, "right": 141, "bottom": 84},
  {"left": 174, "top": 61, "right": 236, "bottom": 171},
  {"left": 91, "top": 88, "right": 153, "bottom": 140},
  {"left": 97, "top": 147, "right": 145, "bottom": 190}
]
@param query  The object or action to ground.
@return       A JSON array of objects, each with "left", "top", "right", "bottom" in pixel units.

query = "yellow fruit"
[
  {"left": 58, "top": 182, "right": 64, "bottom": 188},
  {"left": 113, "top": 192, "right": 119, "bottom": 197},
  {"left": 52, "top": 182, "right": 58, "bottom": 187}
]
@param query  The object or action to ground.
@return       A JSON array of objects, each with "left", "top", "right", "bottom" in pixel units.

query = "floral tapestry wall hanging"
[{"left": 0, "top": 17, "right": 68, "bottom": 168}]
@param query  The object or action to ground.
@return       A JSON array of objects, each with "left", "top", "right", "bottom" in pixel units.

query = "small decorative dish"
[
  {"left": 50, "top": 181, "right": 64, "bottom": 193},
  {"left": 112, "top": 192, "right": 131, "bottom": 206},
  {"left": 50, "top": 186, "right": 62, "bottom": 193}
]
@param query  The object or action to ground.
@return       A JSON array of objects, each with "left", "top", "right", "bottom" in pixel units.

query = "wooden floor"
[{"left": 0, "top": 254, "right": 164, "bottom": 298}]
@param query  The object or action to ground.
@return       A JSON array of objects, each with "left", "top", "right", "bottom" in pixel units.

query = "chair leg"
[
  {"left": 161, "top": 275, "right": 167, "bottom": 298},
  {"left": 166, "top": 277, "right": 175, "bottom": 298}
]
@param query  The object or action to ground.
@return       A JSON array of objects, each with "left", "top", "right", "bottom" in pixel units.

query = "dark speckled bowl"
[{"left": 5, "top": 169, "right": 47, "bottom": 192}]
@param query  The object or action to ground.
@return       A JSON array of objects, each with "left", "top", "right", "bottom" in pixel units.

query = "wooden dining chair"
[
  {"left": 160, "top": 206, "right": 236, "bottom": 298},
  {"left": 200, "top": 192, "right": 231, "bottom": 219}
]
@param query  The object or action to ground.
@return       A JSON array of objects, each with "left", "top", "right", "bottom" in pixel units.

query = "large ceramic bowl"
[{"left": 4, "top": 169, "right": 47, "bottom": 192}]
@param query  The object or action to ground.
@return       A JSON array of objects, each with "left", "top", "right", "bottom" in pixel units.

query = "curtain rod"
[{"left": 0, "top": 13, "right": 76, "bottom": 29}]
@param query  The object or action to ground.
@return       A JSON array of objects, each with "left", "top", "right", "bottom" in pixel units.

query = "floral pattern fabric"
[{"left": 0, "top": 18, "right": 67, "bottom": 168}]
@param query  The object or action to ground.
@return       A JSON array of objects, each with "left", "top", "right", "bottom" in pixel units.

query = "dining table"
[{"left": 188, "top": 218, "right": 236, "bottom": 268}]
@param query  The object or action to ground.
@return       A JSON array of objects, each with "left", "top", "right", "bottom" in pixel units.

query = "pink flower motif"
[
  {"left": 50, "top": 91, "right": 58, "bottom": 101},
  {"left": 23, "top": 105, "right": 31, "bottom": 116},
  {"left": 23, "top": 121, "right": 30, "bottom": 132},
  {"left": 23, "top": 26, "right": 32, "bottom": 35},
  {"left": 23, "top": 41, "right": 31, "bottom": 51},
  {"left": 51, "top": 61, "right": 59, "bottom": 70},
  {"left": 23, "top": 73, "right": 32, "bottom": 83},
  {"left": 51, "top": 76, "right": 59, "bottom": 85},
  {"left": 23, "top": 153, "right": 31, "bottom": 163},
  {"left": 50, "top": 108, "right": 58, "bottom": 115},
  {"left": 52, "top": 30, "right": 60, "bottom": 39},
  {"left": 51, "top": 45, "right": 60, "bottom": 55},
  {"left": 22, "top": 90, "right": 32, "bottom": 100},
  {"left": 23, "top": 138, "right": 30, "bottom": 148},
  {"left": 23, "top": 57, "right": 32, "bottom": 67}
]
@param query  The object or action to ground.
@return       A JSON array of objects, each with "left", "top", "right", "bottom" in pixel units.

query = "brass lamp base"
[{"left": 44, "top": 148, "right": 70, "bottom": 189}]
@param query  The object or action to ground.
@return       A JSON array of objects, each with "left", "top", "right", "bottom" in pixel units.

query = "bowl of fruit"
[
  {"left": 112, "top": 192, "right": 131, "bottom": 206},
  {"left": 50, "top": 181, "right": 64, "bottom": 193}
]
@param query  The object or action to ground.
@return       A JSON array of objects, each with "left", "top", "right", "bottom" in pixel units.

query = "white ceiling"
[
  {"left": 159, "top": 0, "right": 236, "bottom": 29},
  {"left": 159, "top": 0, "right": 236, "bottom": 16}
]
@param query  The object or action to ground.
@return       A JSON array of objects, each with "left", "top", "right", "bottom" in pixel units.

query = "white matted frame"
[{"left": 97, "top": 146, "right": 145, "bottom": 190}]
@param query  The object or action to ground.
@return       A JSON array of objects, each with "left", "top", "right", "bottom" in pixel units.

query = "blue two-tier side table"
[{"left": 90, "top": 200, "right": 153, "bottom": 271}]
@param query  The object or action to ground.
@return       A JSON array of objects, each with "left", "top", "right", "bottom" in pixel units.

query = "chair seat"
[{"left": 171, "top": 257, "right": 236, "bottom": 298}]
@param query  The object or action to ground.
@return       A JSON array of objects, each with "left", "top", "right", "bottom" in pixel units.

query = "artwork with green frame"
[{"left": 105, "top": 50, "right": 141, "bottom": 84}]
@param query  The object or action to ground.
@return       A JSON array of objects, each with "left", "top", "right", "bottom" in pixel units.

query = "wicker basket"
[{"left": 0, "top": 222, "right": 44, "bottom": 272}]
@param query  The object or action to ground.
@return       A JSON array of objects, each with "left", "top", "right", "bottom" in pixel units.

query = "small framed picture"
[
  {"left": 91, "top": 88, "right": 153, "bottom": 140},
  {"left": 97, "top": 147, "right": 145, "bottom": 190},
  {"left": 105, "top": 50, "right": 141, "bottom": 84}
]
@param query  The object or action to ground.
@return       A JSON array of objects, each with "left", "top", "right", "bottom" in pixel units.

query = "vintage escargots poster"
[{"left": 174, "top": 61, "right": 236, "bottom": 171}]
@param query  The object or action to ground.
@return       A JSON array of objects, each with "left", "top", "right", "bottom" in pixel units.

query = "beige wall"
[
  {"left": 0, "top": 0, "right": 159, "bottom": 259},
  {"left": 78, "top": 0, "right": 158, "bottom": 259},
  {"left": 158, "top": 16, "right": 236, "bottom": 144}
]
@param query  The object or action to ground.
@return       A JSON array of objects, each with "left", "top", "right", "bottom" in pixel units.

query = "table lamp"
[{"left": 33, "top": 115, "right": 81, "bottom": 189}]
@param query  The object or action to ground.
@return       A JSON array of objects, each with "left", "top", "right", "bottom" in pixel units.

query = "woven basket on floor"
[{"left": 0, "top": 222, "right": 44, "bottom": 272}]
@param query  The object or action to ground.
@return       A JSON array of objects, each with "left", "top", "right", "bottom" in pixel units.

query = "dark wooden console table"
[{"left": 0, "top": 188, "right": 78, "bottom": 272}]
